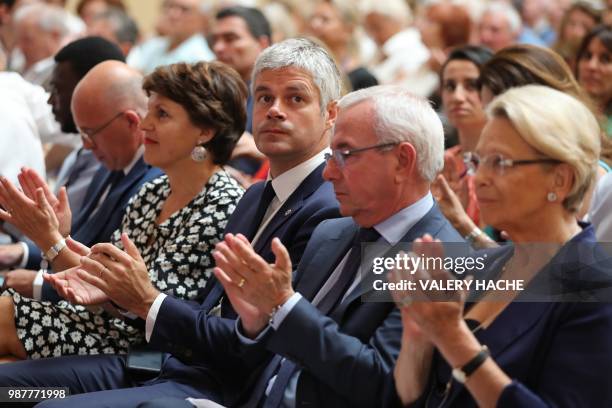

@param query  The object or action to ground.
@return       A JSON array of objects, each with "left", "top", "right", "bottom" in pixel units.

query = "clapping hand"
[{"left": 213, "top": 233, "right": 294, "bottom": 338}]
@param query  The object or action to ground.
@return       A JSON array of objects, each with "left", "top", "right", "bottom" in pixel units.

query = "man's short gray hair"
[
  {"left": 338, "top": 85, "right": 444, "bottom": 182},
  {"left": 94, "top": 7, "right": 139, "bottom": 45},
  {"left": 15, "top": 4, "right": 84, "bottom": 38},
  {"left": 251, "top": 38, "right": 342, "bottom": 111},
  {"left": 360, "top": 0, "right": 412, "bottom": 26},
  {"left": 482, "top": 1, "right": 522, "bottom": 34}
]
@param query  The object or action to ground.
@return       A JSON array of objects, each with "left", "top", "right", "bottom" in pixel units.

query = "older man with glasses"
[{"left": 0, "top": 59, "right": 162, "bottom": 304}]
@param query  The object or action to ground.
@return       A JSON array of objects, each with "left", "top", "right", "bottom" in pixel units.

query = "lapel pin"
[{"left": 284, "top": 209, "right": 293, "bottom": 216}]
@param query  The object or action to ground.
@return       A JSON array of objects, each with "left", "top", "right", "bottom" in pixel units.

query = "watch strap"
[{"left": 452, "top": 345, "right": 490, "bottom": 383}]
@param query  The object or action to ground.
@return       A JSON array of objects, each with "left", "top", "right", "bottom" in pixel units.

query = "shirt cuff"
[
  {"left": 269, "top": 292, "right": 302, "bottom": 330},
  {"left": 18, "top": 242, "right": 28, "bottom": 268},
  {"left": 32, "top": 269, "right": 43, "bottom": 300},
  {"left": 145, "top": 293, "right": 167, "bottom": 342},
  {"left": 235, "top": 292, "right": 303, "bottom": 344}
]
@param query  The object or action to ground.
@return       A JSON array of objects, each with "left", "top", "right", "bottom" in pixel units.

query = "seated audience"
[
  {"left": 386, "top": 85, "right": 612, "bottom": 408},
  {"left": 76, "top": 0, "right": 125, "bottom": 27},
  {"left": 443, "top": 44, "right": 612, "bottom": 245},
  {"left": 126, "top": 0, "right": 213, "bottom": 74},
  {"left": 0, "top": 60, "right": 247, "bottom": 360},
  {"left": 0, "top": 37, "right": 124, "bottom": 289},
  {"left": 0, "top": 58, "right": 161, "bottom": 301},
  {"left": 13, "top": 3, "right": 85, "bottom": 87},
  {"left": 575, "top": 24, "right": 612, "bottom": 138},
  {"left": 361, "top": 0, "right": 430, "bottom": 95},
  {"left": 308, "top": 0, "right": 378, "bottom": 92},
  {"left": 0, "top": 38, "right": 342, "bottom": 407},
  {"left": 87, "top": 6, "right": 139, "bottom": 56},
  {"left": 477, "top": 1, "right": 523, "bottom": 52},
  {"left": 553, "top": 1, "right": 601, "bottom": 70}
]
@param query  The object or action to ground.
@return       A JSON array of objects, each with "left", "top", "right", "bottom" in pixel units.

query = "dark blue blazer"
[
  {"left": 25, "top": 156, "right": 162, "bottom": 301},
  {"left": 146, "top": 163, "right": 341, "bottom": 392},
  {"left": 384, "top": 225, "right": 612, "bottom": 408},
  {"left": 230, "top": 204, "right": 463, "bottom": 408}
]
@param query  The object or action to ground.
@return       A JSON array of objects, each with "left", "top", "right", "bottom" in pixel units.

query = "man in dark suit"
[
  {"left": 190, "top": 85, "right": 464, "bottom": 408},
  {"left": 0, "top": 59, "right": 161, "bottom": 305},
  {"left": 0, "top": 38, "right": 342, "bottom": 406},
  {"left": 0, "top": 36, "right": 125, "bottom": 297}
]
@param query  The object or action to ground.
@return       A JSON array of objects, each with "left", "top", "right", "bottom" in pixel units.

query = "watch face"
[{"left": 452, "top": 368, "right": 466, "bottom": 383}]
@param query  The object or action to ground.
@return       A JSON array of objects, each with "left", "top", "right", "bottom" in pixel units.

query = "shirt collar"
[
  {"left": 122, "top": 145, "right": 145, "bottom": 175},
  {"left": 373, "top": 192, "right": 434, "bottom": 245},
  {"left": 267, "top": 148, "right": 330, "bottom": 203}
]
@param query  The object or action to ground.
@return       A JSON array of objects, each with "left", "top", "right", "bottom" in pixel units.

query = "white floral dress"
[{"left": 4, "top": 170, "right": 243, "bottom": 358}]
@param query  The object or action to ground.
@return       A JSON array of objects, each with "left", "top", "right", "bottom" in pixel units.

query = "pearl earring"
[
  {"left": 547, "top": 192, "right": 557, "bottom": 202},
  {"left": 191, "top": 145, "right": 207, "bottom": 162}
]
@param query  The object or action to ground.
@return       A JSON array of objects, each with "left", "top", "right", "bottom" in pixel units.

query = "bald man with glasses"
[{"left": 0, "top": 60, "right": 162, "bottom": 303}]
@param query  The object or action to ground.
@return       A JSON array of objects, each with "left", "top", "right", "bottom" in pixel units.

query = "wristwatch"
[
  {"left": 452, "top": 345, "right": 490, "bottom": 383},
  {"left": 43, "top": 238, "right": 67, "bottom": 262}
]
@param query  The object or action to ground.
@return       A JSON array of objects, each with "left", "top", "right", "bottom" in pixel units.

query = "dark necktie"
[
  {"left": 316, "top": 227, "right": 380, "bottom": 315},
  {"left": 263, "top": 227, "right": 380, "bottom": 408},
  {"left": 246, "top": 181, "right": 276, "bottom": 240}
]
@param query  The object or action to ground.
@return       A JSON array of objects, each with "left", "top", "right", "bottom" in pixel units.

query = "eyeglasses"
[
  {"left": 324, "top": 142, "right": 398, "bottom": 169},
  {"left": 463, "top": 152, "right": 561, "bottom": 176},
  {"left": 79, "top": 112, "right": 124, "bottom": 146}
]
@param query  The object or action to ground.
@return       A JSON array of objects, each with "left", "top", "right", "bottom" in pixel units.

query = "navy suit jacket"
[
  {"left": 25, "top": 156, "right": 162, "bottom": 302},
  {"left": 146, "top": 163, "right": 341, "bottom": 392},
  {"left": 228, "top": 204, "right": 463, "bottom": 408},
  {"left": 384, "top": 225, "right": 612, "bottom": 408}
]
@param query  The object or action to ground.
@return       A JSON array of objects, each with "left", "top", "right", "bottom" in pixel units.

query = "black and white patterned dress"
[{"left": 4, "top": 170, "right": 243, "bottom": 358}]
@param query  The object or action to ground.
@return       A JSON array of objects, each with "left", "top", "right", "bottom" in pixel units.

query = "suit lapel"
[
  {"left": 337, "top": 205, "right": 449, "bottom": 314},
  {"left": 74, "top": 158, "right": 147, "bottom": 244},
  {"left": 294, "top": 219, "right": 357, "bottom": 302},
  {"left": 252, "top": 163, "right": 328, "bottom": 254},
  {"left": 72, "top": 166, "right": 110, "bottom": 227}
]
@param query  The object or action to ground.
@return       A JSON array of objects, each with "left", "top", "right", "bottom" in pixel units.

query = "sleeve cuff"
[
  {"left": 32, "top": 269, "right": 44, "bottom": 300},
  {"left": 145, "top": 293, "right": 168, "bottom": 342},
  {"left": 269, "top": 292, "right": 302, "bottom": 330},
  {"left": 235, "top": 292, "right": 303, "bottom": 344},
  {"left": 18, "top": 242, "right": 28, "bottom": 268}
]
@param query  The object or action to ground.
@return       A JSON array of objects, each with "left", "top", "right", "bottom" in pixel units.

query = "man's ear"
[
  {"left": 395, "top": 142, "right": 417, "bottom": 183},
  {"left": 124, "top": 110, "right": 141, "bottom": 129},
  {"left": 324, "top": 100, "right": 338, "bottom": 131}
]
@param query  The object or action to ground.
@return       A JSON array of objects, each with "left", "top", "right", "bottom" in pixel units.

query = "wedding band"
[
  {"left": 237, "top": 278, "right": 246, "bottom": 288},
  {"left": 400, "top": 294, "right": 413, "bottom": 307}
]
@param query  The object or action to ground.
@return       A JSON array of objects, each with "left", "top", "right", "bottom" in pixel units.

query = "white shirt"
[
  {"left": 370, "top": 28, "right": 432, "bottom": 96},
  {"left": 0, "top": 72, "right": 48, "bottom": 184},
  {"left": 144, "top": 149, "right": 330, "bottom": 341},
  {"left": 22, "top": 57, "right": 54, "bottom": 88},
  {"left": 127, "top": 34, "right": 214, "bottom": 75}
]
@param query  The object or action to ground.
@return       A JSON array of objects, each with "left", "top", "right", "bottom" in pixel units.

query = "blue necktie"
[
  {"left": 262, "top": 227, "right": 380, "bottom": 408},
  {"left": 245, "top": 181, "right": 276, "bottom": 240}
]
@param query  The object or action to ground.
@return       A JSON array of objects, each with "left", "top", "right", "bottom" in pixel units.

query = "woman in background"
[
  {"left": 308, "top": 0, "right": 378, "bottom": 91},
  {"left": 576, "top": 25, "right": 612, "bottom": 137},
  {"left": 435, "top": 45, "right": 493, "bottom": 232}
]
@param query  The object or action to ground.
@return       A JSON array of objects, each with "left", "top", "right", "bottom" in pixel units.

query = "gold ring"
[{"left": 237, "top": 278, "right": 246, "bottom": 288}]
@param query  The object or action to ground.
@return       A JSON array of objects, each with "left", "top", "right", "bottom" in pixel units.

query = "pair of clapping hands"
[
  {"left": 0, "top": 168, "right": 71, "bottom": 244},
  {"left": 44, "top": 233, "right": 159, "bottom": 319}
]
